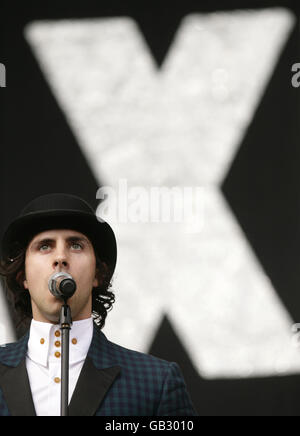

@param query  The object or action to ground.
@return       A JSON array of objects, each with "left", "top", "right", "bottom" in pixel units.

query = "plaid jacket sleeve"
[{"left": 156, "top": 362, "right": 197, "bottom": 416}]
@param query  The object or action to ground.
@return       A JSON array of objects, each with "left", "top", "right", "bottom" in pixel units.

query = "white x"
[{"left": 24, "top": 8, "right": 299, "bottom": 378}]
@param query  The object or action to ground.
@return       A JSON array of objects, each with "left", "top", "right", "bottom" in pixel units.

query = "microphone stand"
[
  {"left": 59, "top": 300, "right": 72, "bottom": 417},
  {"left": 48, "top": 272, "right": 76, "bottom": 416}
]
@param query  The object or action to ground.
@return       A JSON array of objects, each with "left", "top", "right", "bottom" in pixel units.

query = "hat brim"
[{"left": 1, "top": 209, "right": 117, "bottom": 277}]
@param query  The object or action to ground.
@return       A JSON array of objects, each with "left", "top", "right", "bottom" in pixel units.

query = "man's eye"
[
  {"left": 71, "top": 243, "right": 83, "bottom": 250},
  {"left": 39, "top": 244, "right": 50, "bottom": 251}
]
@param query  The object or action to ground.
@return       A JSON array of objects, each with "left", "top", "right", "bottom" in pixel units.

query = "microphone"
[{"left": 48, "top": 272, "right": 77, "bottom": 300}]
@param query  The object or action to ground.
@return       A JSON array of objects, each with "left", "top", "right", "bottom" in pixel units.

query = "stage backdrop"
[{"left": 1, "top": 0, "right": 300, "bottom": 415}]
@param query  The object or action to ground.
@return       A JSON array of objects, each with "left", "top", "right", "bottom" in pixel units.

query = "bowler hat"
[{"left": 0, "top": 193, "right": 117, "bottom": 278}]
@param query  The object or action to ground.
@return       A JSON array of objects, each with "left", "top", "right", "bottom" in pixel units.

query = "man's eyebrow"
[
  {"left": 66, "top": 236, "right": 90, "bottom": 245},
  {"left": 31, "top": 238, "right": 55, "bottom": 247},
  {"left": 31, "top": 235, "right": 90, "bottom": 247}
]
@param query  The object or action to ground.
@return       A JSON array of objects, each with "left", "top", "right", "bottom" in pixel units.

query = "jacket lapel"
[
  {"left": 69, "top": 356, "right": 120, "bottom": 416},
  {"left": 0, "top": 333, "right": 36, "bottom": 416},
  {"left": 69, "top": 326, "right": 121, "bottom": 416},
  {"left": 0, "top": 359, "right": 36, "bottom": 416}
]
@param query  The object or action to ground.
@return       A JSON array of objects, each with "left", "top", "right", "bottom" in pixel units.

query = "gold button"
[
  {"left": 55, "top": 330, "right": 60, "bottom": 337},
  {"left": 72, "top": 338, "right": 77, "bottom": 345},
  {"left": 55, "top": 341, "right": 61, "bottom": 347},
  {"left": 55, "top": 351, "right": 61, "bottom": 358},
  {"left": 40, "top": 338, "right": 45, "bottom": 345},
  {"left": 54, "top": 377, "right": 61, "bottom": 384}
]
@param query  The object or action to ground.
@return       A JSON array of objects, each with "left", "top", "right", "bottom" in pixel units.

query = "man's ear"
[
  {"left": 16, "top": 270, "right": 27, "bottom": 289},
  {"left": 94, "top": 262, "right": 108, "bottom": 288},
  {"left": 93, "top": 275, "right": 99, "bottom": 288}
]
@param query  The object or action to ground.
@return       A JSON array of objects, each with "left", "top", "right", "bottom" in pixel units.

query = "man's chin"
[{"left": 42, "top": 301, "right": 64, "bottom": 324}]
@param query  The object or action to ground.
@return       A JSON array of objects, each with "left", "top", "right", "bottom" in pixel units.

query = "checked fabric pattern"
[
  {"left": 89, "top": 327, "right": 197, "bottom": 416},
  {"left": 0, "top": 325, "right": 197, "bottom": 416}
]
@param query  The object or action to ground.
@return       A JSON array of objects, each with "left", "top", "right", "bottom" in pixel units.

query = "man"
[{"left": 0, "top": 193, "right": 197, "bottom": 416}]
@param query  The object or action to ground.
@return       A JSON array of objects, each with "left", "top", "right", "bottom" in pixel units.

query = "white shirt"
[{"left": 26, "top": 317, "right": 93, "bottom": 416}]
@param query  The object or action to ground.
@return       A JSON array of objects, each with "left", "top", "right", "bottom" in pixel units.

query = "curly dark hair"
[{"left": 0, "top": 242, "right": 116, "bottom": 337}]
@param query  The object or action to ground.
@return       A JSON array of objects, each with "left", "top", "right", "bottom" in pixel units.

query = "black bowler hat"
[{"left": 0, "top": 193, "right": 117, "bottom": 278}]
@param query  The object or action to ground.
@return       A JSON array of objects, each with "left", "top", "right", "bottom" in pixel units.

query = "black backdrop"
[{"left": 1, "top": 0, "right": 300, "bottom": 416}]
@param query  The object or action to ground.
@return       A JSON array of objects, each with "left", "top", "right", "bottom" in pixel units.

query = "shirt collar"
[{"left": 27, "top": 317, "right": 94, "bottom": 367}]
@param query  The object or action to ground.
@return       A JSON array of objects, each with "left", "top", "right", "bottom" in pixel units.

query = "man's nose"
[
  {"left": 53, "top": 248, "right": 69, "bottom": 270},
  {"left": 53, "top": 259, "right": 68, "bottom": 269}
]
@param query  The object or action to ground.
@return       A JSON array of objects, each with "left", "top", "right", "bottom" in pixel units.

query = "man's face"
[{"left": 23, "top": 229, "right": 99, "bottom": 323}]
